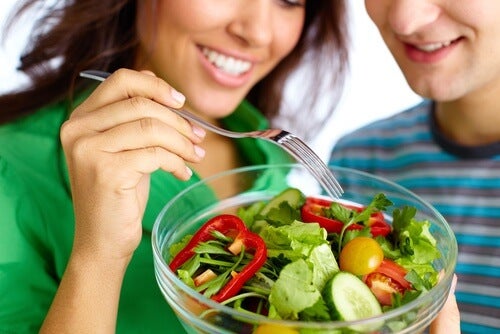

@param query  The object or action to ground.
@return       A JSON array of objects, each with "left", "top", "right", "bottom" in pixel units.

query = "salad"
[{"left": 168, "top": 188, "right": 442, "bottom": 331}]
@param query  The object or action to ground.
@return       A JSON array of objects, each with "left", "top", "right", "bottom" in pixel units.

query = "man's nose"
[{"left": 387, "top": 0, "right": 441, "bottom": 36}]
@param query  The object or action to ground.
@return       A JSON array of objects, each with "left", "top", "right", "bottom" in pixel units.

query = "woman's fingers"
[
  {"left": 74, "top": 117, "right": 206, "bottom": 163},
  {"left": 68, "top": 96, "right": 205, "bottom": 145},
  {"left": 72, "top": 145, "right": 193, "bottom": 190},
  {"left": 77, "top": 68, "right": 185, "bottom": 113},
  {"left": 74, "top": 70, "right": 205, "bottom": 145},
  {"left": 62, "top": 68, "right": 208, "bottom": 184},
  {"left": 115, "top": 146, "right": 194, "bottom": 181}
]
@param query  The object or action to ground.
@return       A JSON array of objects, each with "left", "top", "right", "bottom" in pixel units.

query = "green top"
[{"left": 0, "top": 93, "right": 292, "bottom": 333}]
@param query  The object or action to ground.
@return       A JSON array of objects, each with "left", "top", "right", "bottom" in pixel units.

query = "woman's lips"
[
  {"left": 403, "top": 37, "right": 462, "bottom": 64},
  {"left": 197, "top": 46, "right": 255, "bottom": 88}
]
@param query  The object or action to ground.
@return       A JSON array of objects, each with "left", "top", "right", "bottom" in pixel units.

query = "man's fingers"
[{"left": 429, "top": 274, "right": 460, "bottom": 334}]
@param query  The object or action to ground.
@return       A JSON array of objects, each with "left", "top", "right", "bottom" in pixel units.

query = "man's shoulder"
[
  {"left": 336, "top": 100, "right": 432, "bottom": 145},
  {"left": 354, "top": 100, "right": 430, "bottom": 132}
]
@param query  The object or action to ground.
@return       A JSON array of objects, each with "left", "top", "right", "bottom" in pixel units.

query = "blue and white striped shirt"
[{"left": 329, "top": 100, "right": 500, "bottom": 333}]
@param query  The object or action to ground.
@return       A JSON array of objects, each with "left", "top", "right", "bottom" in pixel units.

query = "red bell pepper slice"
[
  {"left": 301, "top": 197, "right": 391, "bottom": 237},
  {"left": 169, "top": 214, "right": 267, "bottom": 303}
]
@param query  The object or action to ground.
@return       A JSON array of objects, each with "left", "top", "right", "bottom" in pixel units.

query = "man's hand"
[{"left": 430, "top": 274, "right": 460, "bottom": 333}]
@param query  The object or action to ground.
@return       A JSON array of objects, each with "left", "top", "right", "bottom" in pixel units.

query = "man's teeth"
[
  {"left": 202, "top": 47, "right": 251, "bottom": 75},
  {"left": 415, "top": 40, "right": 452, "bottom": 52}
]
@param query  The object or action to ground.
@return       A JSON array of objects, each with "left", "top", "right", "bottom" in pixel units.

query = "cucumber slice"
[
  {"left": 260, "top": 188, "right": 305, "bottom": 216},
  {"left": 323, "top": 271, "right": 383, "bottom": 331}
]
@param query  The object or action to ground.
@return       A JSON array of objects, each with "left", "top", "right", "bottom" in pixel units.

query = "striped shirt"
[{"left": 329, "top": 100, "right": 500, "bottom": 334}]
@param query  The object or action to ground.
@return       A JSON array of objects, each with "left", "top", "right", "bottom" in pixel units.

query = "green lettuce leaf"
[{"left": 269, "top": 259, "right": 322, "bottom": 319}]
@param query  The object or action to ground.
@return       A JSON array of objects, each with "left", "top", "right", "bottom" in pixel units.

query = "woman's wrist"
[{"left": 40, "top": 249, "right": 131, "bottom": 333}]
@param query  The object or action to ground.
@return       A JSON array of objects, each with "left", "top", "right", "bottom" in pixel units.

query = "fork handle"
[{"left": 79, "top": 70, "right": 112, "bottom": 82}]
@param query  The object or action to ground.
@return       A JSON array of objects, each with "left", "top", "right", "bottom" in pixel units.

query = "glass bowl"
[{"left": 152, "top": 164, "right": 457, "bottom": 334}]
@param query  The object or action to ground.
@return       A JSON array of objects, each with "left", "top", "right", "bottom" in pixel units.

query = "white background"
[{"left": 0, "top": 1, "right": 421, "bottom": 159}]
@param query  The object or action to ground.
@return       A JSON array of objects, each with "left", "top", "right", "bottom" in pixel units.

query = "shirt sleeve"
[{"left": 0, "top": 158, "right": 57, "bottom": 333}]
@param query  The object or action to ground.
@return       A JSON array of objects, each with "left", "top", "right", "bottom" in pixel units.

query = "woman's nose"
[
  {"left": 227, "top": 0, "right": 273, "bottom": 46},
  {"left": 387, "top": 0, "right": 441, "bottom": 36}
]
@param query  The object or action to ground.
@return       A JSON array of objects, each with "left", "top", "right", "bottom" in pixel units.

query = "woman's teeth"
[
  {"left": 202, "top": 47, "right": 251, "bottom": 76},
  {"left": 415, "top": 40, "right": 452, "bottom": 52}
]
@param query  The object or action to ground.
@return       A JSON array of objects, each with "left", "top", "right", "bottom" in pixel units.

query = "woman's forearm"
[{"left": 40, "top": 252, "right": 130, "bottom": 333}]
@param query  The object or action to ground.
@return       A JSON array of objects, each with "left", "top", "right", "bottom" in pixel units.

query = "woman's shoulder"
[
  {"left": 1, "top": 98, "right": 69, "bottom": 134},
  {"left": 0, "top": 98, "right": 71, "bottom": 158},
  {"left": 0, "top": 99, "right": 71, "bottom": 201}
]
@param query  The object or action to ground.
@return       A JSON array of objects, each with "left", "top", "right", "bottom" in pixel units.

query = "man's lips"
[
  {"left": 409, "top": 37, "right": 462, "bottom": 53},
  {"left": 403, "top": 37, "right": 463, "bottom": 63}
]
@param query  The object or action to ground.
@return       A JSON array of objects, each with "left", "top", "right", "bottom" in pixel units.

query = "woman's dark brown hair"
[{"left": 0, "top": 0, "right": 349, "bottom": 138}]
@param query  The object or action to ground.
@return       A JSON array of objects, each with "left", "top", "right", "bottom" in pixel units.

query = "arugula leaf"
[
  {"left": 177, "top": 269, "right": 196, "bottom": 288},
  {"left": 197, "top": 246, "right": 247, "bottom": 298},
  {"left": 169, "top": 234, "right": 193, "bottom": 258},
  {"left": 180, "top": 253, "right": 201, "bottom": 276},
  {"left": 194, "top": 241, "right": 231, "bottom": 255},
  {"left": 198, "top": 270, "right": 231, "bottom": 297}
]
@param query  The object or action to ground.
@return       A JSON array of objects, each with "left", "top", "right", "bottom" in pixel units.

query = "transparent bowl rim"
[{"left": 151, "top": 163, "right": 458, "bottom": 329}]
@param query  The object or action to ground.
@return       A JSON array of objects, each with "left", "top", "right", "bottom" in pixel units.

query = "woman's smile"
[
  {"left": 197, "top": 45, "right": 255, "bottom": 88},
  {"left": 200, "top": 46, "right": 252, "bottom": 76}
]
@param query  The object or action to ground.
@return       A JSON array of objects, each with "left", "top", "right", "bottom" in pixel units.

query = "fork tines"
[{"left": 278, "top": 135, "right": 344, "bottom": 199}]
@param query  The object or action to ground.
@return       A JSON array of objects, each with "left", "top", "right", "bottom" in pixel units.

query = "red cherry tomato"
[
  {"left": 301, "top": 197, "right": 391, "bottom": 237},
  {"left": 363, "top": 259, "right": 412, "bottom": 306},
  {"left": 339, "top": 237, "right": 384, "bottom": 276}
]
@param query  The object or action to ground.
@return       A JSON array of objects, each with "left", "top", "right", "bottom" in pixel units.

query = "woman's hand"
[
  {"left": 43, "top": 69, "right": 207, "bottom": 333},
  {"left": 60, "top": 68, "right": 206, "bottom": 261}
]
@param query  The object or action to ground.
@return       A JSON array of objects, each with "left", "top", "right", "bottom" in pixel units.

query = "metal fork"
[{"left": 79, "top": 70, "right": 343, "bottom": 199}]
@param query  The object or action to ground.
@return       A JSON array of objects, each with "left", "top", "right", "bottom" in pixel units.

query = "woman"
[{"left": 0, "top": 0, "right": 349, "bottom": 332}]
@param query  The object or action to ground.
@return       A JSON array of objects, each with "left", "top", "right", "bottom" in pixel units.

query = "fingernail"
[
  {"left": 170, "top": 88, "right": 185, "bottom": 105},
  {"left": 192, "top": 125, "right": 206, "bottom": 138},
  {"left": 194, "top": 145, "right": 205, "bottom": 158},
  {"left": 185, "top": 166, "right": 193, "bottom": 177}
]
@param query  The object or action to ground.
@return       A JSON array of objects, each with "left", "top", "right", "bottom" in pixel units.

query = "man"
[{"left": 329, "top": 1, "right": 500, "bottom": 333}]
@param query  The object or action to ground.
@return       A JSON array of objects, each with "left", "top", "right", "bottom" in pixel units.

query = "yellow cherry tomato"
[
  {"left": 339, "top": 237, "right": 384, "bottom": 276},
  {"left": 254, "top": 324, "right": 299, "bottom": 334}
]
